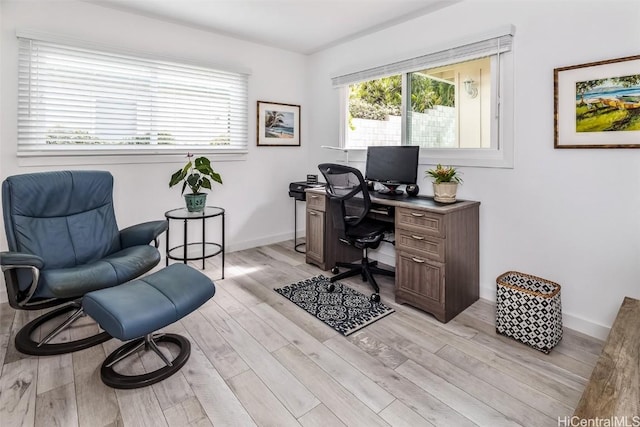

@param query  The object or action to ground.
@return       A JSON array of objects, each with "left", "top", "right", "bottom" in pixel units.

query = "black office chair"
[{"left": 318, "top": 163, "right": 395, "bottom": 302}]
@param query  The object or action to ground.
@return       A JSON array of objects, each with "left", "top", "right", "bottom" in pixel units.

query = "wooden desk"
[
  {"left": 573, "top": 297, "right": 640, "bottom": 420},
  {"left": 305, "top": 188, "right": 480, "bottom": 322}
]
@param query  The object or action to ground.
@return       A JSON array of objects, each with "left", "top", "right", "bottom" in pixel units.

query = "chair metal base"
[
  {"left": 15, "top": 303, "right": 112, "bottom": 356},
  {"left": 101, "top": 333, "right": 190, "bottom": 389},
  {"left": 329, "top": 250, "right": 395, "bottom": 301}
]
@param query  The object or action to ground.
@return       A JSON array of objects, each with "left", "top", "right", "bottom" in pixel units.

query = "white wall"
[
  {"left": 2, "top": 0, "right": 639, "bottom": 338},
  {"left": 0, "top": 0, "right": 313, "bottom": 303},
  {"left": 307, "top": 0, "right": 640, "bottom": 339}
]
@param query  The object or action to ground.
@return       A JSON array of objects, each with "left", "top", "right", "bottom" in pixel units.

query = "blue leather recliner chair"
[{"left": 0, "top": 170, "right": 168, "bottom": 355}]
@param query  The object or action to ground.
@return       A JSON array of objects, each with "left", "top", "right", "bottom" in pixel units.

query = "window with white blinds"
[
  {"left": 332, "top": 26, "right": 515, "bottom": 168},
  {"left": 18, "top": 36, "right": 249, "bottom": 154},
  {"left": 331, "top": 32, "right": 513, "bottom": 88}
]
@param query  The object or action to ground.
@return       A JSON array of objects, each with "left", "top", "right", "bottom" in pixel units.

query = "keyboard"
[{"left": 369, "top": 204, "right": 394, "bottom": 216}]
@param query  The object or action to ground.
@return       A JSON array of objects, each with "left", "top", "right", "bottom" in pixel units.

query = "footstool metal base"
[
  {"left": 101, "top": 333, "right": 190, "bottom": 389},
  {"left": 82, "top": 263, "right": 215, "bottom": 389}
]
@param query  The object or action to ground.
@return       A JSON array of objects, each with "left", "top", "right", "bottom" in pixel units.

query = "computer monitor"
[{"left": 365, "top": 145, "right": 420, "bottom": 195}]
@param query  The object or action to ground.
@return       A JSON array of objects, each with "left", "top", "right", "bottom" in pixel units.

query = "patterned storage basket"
[{"left": 496, "top": 271, "right": 563, "bottom": 354}]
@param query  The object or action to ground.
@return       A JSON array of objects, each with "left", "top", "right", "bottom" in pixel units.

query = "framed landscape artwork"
[
  {"left": 257, "top": 101, "right": 301, "bottom": 146},
  {"left": 554, "top": 55, "right": 640, "bottom": 148}
]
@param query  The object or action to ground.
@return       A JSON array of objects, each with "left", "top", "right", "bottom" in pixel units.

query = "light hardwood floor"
[{"left": 0, "top": 241, "right": 603, "bottom": 427}]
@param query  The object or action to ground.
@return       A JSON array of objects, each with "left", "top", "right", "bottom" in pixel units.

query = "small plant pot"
[
  {"left": 184, "top": 193, "right": 207, "bottom": 212},
  {"left": 433, "top": 182, "right": 458, "bottom": 203}
]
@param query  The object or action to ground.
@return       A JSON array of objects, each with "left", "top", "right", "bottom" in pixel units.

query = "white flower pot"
[{"left": 433, "top": 182, "right": 458, "bottom": 203}]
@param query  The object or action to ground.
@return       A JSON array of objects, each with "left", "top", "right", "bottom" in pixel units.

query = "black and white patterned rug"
[{"left": 274, "top": 275, "right": 395, "bottom": 336}]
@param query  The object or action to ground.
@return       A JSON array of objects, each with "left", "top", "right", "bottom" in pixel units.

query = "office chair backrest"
[
  {"left": 2, "top": 171, "right": 121, "bottom": 270},
  {"left": 318, "top": 163, "right": 371, "bottom": 239}
]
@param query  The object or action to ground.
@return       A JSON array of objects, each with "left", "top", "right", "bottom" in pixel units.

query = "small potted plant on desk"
[
  {"left": 169, "top": 153, "right": 223, "bottom": 212},
  {"left": 426, "top": 164, "right": 462, "bottom": 203}
]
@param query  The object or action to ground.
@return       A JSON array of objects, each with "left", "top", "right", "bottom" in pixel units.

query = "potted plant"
[
  {"left": 169, "top": 153, "right": 223, "bottom": 212},
  {"left": 425, "top": 164, "right": 462, "bottom": 203}
]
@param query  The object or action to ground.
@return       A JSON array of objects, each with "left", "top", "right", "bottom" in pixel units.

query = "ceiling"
[{"left": 86, "top": 0, "right": 459, "bottom": 54}]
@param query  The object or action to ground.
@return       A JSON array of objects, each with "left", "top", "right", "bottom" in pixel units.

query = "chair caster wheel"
[
  {"left": 331, "top": 267, "right": 339, "bottom": 274},
  {"left": 370, "top": 293, "right": 380, "bottom": 303},
  {"left": 327, "top": 283, "right": 336, "bottom": 292}
]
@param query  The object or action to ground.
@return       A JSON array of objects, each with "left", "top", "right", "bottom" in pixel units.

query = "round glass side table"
[{"left": 164, "top": 206, "right": 224, "bottom": 279}]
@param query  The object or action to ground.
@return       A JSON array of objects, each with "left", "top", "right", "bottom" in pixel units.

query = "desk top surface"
[{"left": 305, "top": 187, "right": 480, "bottom": 213}]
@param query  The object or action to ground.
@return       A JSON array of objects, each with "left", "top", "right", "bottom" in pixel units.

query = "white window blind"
[
  {"left": 332, "top": 29, "right": 513, "bottom": 87},
  {"left": 18, "top": 36, "right": 249, "bottom": 153}
]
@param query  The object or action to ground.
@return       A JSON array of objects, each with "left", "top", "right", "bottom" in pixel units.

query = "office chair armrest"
[
  {"left": 120, "top": 220, "right": 168, "bottom": 249},
  {"left": 0, "top": 251, "right": 45, "bottom": 269}
]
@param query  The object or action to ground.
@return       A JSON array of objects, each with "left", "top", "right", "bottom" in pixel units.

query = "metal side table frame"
[{"left": 164, "top": 206, "right": 224, "bottom": 279}]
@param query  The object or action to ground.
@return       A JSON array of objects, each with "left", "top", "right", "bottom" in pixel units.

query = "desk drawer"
[
  {"left": 306, "top": 193, "right": 326, "bottom": 212},
  {"left": 396, "top": 230, "right": 444, "bottom": 262},
  {"left": 396, "top": 207, "right": 444, "bottom": 237},
  {"left": 396, "top": 250, "right": 445, "bottom": 306}
]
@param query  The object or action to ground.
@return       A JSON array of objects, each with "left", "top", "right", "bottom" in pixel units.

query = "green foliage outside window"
[
  {"left": 410, "top": 73, "right": 455, "bottom": 112},
  {"left": 348, "top": 74, "right": 455, "bottom": 121},
  {"left": 349, "top": 76, "right": 401, "bottom": 121}
]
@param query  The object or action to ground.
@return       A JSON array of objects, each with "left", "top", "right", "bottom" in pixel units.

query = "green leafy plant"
[
  {"left": 169, "top": 153, "right": 223, "bottom": 194},
  {"left": 425, "top": 164, "right": 463, "bottom": 184}
]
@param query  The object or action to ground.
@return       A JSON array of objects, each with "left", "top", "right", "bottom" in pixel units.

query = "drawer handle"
[
  {"left": 410, "top": 212, "right": 425, "bottom": 217},
  {"left": 411, "top": 235, "right": 424, "bottom": 240},
  {"left": 411, "top": 257, "right": 425, "bottom": 263},
  {"left": 309, "top": 211, "right": 318, "bottom": 216},
  {"left": 310, "top": 195, "right": 319, "bottom": 199}
]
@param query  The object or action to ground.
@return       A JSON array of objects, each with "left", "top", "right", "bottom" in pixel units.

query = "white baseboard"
[
  {"left": 370, "top": 251, "right": 613, "bottom": 338},
  {"left": 479, "top": 284, "right": 610, "bottom": 341},
  {"left": 562, "top": 313, "right": 610, "bottom": 341},
  {"left": 226, "top": 231, "right": 304, "bottom": 254}
]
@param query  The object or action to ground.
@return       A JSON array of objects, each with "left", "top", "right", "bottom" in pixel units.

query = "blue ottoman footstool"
[{"left": 83, "top": 263, "right": 215, "bottom": 389}]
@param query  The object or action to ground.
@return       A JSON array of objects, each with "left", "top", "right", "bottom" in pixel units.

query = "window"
[
  {"left": 347, "top": 75, "right": 402, "bottom": 147},
  {"left": 408, "top": 57, "right": 491, "bottom": 149},
  {"left": 18, "top": 35, "right": 249, "bottom": 155},
  {"left": 334, "top": 28, "right": 514, "bottom": 168}
]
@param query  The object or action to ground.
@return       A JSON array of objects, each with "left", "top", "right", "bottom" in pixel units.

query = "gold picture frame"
[
  {"left": 554, "top": 55, "right": 640, "bottom": 148},
  {"left": 257, "top": 101, "right": 301, "bottom": 147}
]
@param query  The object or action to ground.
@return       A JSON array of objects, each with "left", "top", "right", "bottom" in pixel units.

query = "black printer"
[{"left": 288, "top": 181, "right": 325, "bottom": 201}]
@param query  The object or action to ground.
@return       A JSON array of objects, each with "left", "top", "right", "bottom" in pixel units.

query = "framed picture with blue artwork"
[
  {"left": 554, "top": 55, "right": 640, "bottom": 148},
  {"left": 257, "top": 101, "right": 301, "bottom": 146}
]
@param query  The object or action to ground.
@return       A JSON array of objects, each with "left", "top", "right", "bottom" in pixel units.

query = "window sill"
[
  {"left": 418, "top": 147, "right": 514, "bottom": 169},
  {"left": 339, "top": 146, "right": 513, "bottom": 169}
]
